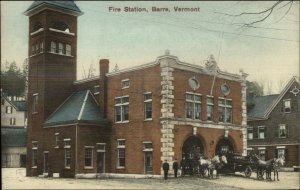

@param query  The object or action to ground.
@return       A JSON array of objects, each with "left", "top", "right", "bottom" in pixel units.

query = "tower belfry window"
[
  {"left": 51, "top": 42, "right": 56, "bottom": 53},
  {"left": 58, "top": 43, "right": 64, "bottom": 54}
]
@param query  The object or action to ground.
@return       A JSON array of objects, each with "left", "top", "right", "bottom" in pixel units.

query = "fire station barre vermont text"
[{"left": 108, "top": 6, "right": 201, "bottom": 13}]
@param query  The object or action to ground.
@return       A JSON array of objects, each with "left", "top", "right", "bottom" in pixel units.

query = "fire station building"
[{"left": 25, "top": 1, "right": 248, "bottom": 178}]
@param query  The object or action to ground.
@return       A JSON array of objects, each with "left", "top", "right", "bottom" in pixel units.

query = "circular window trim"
[
  {"left": 221, "top": 83, "right": 230, "bottom": 96},
  {"left": 188, "top": 77, "right": 200, "bottom": 91}
]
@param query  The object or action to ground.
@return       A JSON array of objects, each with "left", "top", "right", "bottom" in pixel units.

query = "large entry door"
[
  {"left": 97, "top": 152, "right": 105, "bottom": 173},
  {"left": 182, "top": 136, "right": 204, "bottom": 159},
  {"left": 215, "top": 138, "right": 234, "bottom": 155},
  {"left": 144, "top": 151, "right": 153, "bottom": 174},
  {"left": 43, "top": 152, "right": 49, "bottom": 173}
]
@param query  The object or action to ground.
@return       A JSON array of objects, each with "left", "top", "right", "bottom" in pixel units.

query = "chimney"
[{"left": 99, "top": 59, "right": 109, "bottom": 118}]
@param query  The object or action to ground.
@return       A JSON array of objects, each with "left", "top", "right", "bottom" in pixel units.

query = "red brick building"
[{"left": 25, "top": 1, "right": 248, "bottom": 178}]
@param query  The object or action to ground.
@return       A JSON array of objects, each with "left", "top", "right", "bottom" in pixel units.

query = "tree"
[
  {"left": 246, "top": 80, "right": 264, "bottom": 96},
  {"left": 1, "top": 61, "right": 26, "bottom": 98},
  {"left": 215, "top": 1, "right": 296, "bottom": 28}
]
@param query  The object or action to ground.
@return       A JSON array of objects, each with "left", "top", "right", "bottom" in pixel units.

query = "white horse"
[{"left": 199, "top": 155, "right": 226, "bottom": 179}]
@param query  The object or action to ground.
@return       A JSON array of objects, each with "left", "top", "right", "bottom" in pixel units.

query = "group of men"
[{"left": 162, "top": 159, "right": 179, "bottom": 180}]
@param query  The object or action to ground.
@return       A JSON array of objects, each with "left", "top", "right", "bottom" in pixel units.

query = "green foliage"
[
  {"left": 1, "top": 61, "right": 26, "bottom": 97},
  {"left": 246, "top": 80, "right": 264, "bottom": 96}
]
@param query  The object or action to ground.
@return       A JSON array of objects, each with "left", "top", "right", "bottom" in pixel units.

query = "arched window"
[
  {"left": 51, "top": 41, "right": 56, "bottom": 53},
  {"left": 66, "top": 44, "right": 71, "bottom": 56},
  {"left": 58, "top": 43, "right": 64, "bottom": 54},
  {"left": 52, "top": 22, "right": 70, "bottom": 33}
]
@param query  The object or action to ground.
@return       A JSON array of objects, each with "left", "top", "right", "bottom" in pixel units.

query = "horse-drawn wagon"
[{"left": 218, "top": 153, "right": 255, "bottom": 178}]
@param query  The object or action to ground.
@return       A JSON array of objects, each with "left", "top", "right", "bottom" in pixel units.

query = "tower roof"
[{"left": 24, "top": 0, "right": 83, "bottom": 16}]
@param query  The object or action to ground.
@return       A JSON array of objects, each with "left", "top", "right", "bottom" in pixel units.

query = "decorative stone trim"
[
  {"left": 160, "top": 58, "right": 175, "bottom": 175},
  {"left": 240, "top": 71, "right": 248, "bottom": 156}
]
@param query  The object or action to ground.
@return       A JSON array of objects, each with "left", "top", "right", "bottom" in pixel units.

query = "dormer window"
[{"left": 51, "top": 41, "right": 56, "bottom": 53}]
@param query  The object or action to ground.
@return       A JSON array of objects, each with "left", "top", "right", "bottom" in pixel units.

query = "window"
[
  {"left": 206, "top": 96, "right": 214, "bottom": 121},
  {"left": 1, "top": 98, "right": 4, "bottom": 105},
  {"left": 247, "top": 148, "right": 253, "bottom": 156},
  {"left": 10, "top": 118, "right": 16, "bottom": 125},
  {"left": 276, "top": 148, "right": 285, "bottom": 159},
  {"left": 185, "top": 93, "right": 201, "bottom": 120},
  {"left": 218, "top": 98, "right": 232, "bottom": 123},
  {"left": 32, "top": 142, "right": 38, "bottom": 167},
  {"left": 279, "top": 124, "right": 287, "bottom": 138},
  {"left": 84, "top": 147, "right": 93, "bottom": 168},
  {"left": 247, "top": 127, "right": 253, "bottom": 140},
  {"left": 32, "top": 94, "right": 38, "bottom": 113},
  {"left": 66, "top": 44, "right": 71, "bottom": 56},
  {"left": 283, "top": 99, "right": 291, "bottom": 113},
  {"left": 51, "top": 41, "right": 56, "bottom": 53},
  {"left": 258, "top": 148, "right": 266, "bottom": 160},
  {"left": 36, "top": 44, "right": 39, "bottom": 53},
  {"left": 6, "top": 106, "right": 13, "bottom": 114},
  {"left": 143, "top": 142, "right": 153, "bottom": 151},
  {"left": 54, "top": 133, "right": 59, "bottom": 148},
  {"left": 258, "top": 126, "right": 265, "bottom": 139},
  {"left": 93, "top": 85, "right": 100, "bottom": 95},
  {"left": 117, "top": 139, "right": 125, "bottom": 168},
  {"left": 97, "top": 143, "right": 106, "bottom": 152},
  {"left": 144, "top": 93, "right": 152, "bottom": 120},
  {"left": 121, "top": 79, "right": 130, "bottom": 89},
  {"left": 114, "top": 96, "right": 129, "bottom": 122},
  {"left": 32, "top": 45, "right": 35, "bottom": 55},
  {"left": 40, "top": 42, "right": 44, "bottom": 52},
  {"left": 58, "top": 43, "right": 64, "bottom": 54},
  {"left": 64, "top": 139, "right": 71, "bottom": 168}
]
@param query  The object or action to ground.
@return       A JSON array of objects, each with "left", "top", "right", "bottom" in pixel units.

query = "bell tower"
[
  {"left": 25, "top": 1, "right": 83, "bottom": 121},
  {"left": 24, "top": 1, "right": 82, "bottom": 176}
]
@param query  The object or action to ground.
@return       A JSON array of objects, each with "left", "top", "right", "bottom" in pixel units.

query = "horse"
[
  {"left": 270, "top": 157, "right": 285, "bottom": 181},
  {"left": 251, "top": 153, "right": 273, "bottom": 180},
  {"left": 198, "top": 155, "right": 224, "bottom": 179},
  {"left": 215, "top": 155, "right": 228, "bottom": 178}
]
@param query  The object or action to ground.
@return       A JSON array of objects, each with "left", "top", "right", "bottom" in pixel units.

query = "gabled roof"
[
  {"left": 264, "top": 76, "right": 299, "bottom": 118},
  {"left": 1, "top": 127, "right": 27, "bottom": 147},
  {"left": 24, "top": 1, "right": 83, "bottom": 16},
  {"left": 44, "top": 90, "right": 106, "bottom": 127},
  {"left": 2, "top": 96, "right": 27, "bottom": 112},
  {"left": 248, "top": 76, "right": 299, "bottom": 121},
  {"left": 11, "top": 101, "right": 27, "bottom": 111},
  {"left": 247, "top": 94, "right": 279, "bottom": 120}
]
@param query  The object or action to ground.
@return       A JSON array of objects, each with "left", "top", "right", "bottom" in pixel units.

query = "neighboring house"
[
  {"left": 25, "top": 1, "right": 248, "bottom": 178},
  {"left": 1, "top": 96, "right": 27, "bottom": 167},
  {"left": 247, "top": 77, "right": 300, "bottom": 167}
]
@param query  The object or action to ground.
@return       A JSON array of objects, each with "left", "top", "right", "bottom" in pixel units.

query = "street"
[{"left": 2, "top": 168, "right": 299, "bottom": 189}]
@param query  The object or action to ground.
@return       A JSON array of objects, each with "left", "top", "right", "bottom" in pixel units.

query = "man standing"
[
  {"left": 173, "top": 158, "right": 179, "bottom": 178},
  {"left": 163, "top": 160, "right": 169, "bottom": 180}
]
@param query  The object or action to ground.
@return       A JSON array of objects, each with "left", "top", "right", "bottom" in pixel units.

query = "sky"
[{"left": 1, "top": 1, "right": 299, "bottom": 94}]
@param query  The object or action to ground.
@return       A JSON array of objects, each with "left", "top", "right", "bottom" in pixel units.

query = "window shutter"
[
  {"left": 264, "top": 127, "right": 267, "bottom": 138},
  {"left": 285, "top": 148, "right": 289, "bottom": 162},
  {"left": 253, "top": 127, "right": 258, "bottom": 139},
  {"left": 286, "top": 125, "right": 289, "bottom": 138},
  {"left": 281, "top": 101, "right": 284, "bottom": 112}
]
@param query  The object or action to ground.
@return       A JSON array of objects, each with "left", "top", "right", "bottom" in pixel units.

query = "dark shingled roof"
[
  {"left": 44, "top": 90, "right": 106, "bottom": 127},
  {"left": 1, "top": 127, "right": 27, "bottom": 147},
  {"left": 24, "top": 1, "right": 82, "bottom": 16},
  {"left": 11, "top": 101, "right": 27, "bottom": 111},
  {"left": 247, "top": 94, "right": 279, "bottom": 120}
]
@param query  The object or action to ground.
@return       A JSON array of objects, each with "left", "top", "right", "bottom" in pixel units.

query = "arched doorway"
[
  {"left": 182, "top": 136, "right": 204, "bottom": 159},
  {"left": 215, "top": 137, "right": 234, "bottom": 155}
]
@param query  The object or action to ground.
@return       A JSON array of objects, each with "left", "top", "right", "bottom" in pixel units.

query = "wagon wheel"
[{"left": 244, "top": 166, "right": 252, "bottom": 178}]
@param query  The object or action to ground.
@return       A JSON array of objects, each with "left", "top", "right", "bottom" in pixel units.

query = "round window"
[
  {"left": 221, "top": 83, "right": 230, "bottom": 96},
  {"left": 188, "top": 78, "right": 200, "bottom": 90}
]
